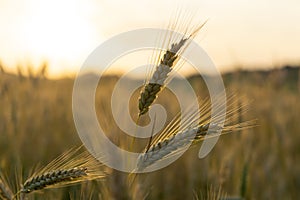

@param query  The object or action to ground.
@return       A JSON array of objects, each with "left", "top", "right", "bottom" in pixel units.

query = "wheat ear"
[
  {"left": 137, "top": 121, "right": 253, "bottom": 170},
  {"left": 138, "top": 39, "right": 186, "bottom": 116},
  {"left": 21, "top": 167, "right": 88, "bottom": 193},
  {"left": 138, "top": 22, "right": 206, "bottom": 116},
  {"left": 0, "top": 174, "right": 13, "bottom": 200},
  {"left": 19, "top": 146, "right": 105, "bottom": 195},
  {"left": 137, "top": 94, "right": 256, "bottom": 170}
]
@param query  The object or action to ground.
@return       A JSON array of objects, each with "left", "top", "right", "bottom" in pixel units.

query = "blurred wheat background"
[
  {"left": 1, "top": 0, "right": 300, "bottom": 199},
  {"left": 0, "top": 63, "right": 299, "bottom": 199}
]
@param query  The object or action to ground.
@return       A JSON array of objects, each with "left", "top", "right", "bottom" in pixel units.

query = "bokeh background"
[
  {"left": 1, "top": 0, "right": 300, "bottom": 76},
  {"left": 0, "top": 0, "right": 299, "bottom": 199}
]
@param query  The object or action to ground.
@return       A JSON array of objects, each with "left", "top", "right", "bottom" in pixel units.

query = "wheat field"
[{"left": 0, "top": 64, "right": 299, "bottom": 199}]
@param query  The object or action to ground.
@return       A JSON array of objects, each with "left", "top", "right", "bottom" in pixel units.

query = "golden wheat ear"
[
  {"left": 18, "top": 145, "right": 106, "bottom": 195},
  {"left": 137, "top": 19, "right": 207, "bottom": 117},
  {"left": 136, "top": 93, "right": 256, "bottom": 171}
]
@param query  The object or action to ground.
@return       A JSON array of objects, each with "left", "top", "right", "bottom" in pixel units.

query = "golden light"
[
  {"left": 1, "top": 0, "right": 300, "bottom": 77},
  {"left": 16, "top": 0, "right": 101, "bottom": 76}
]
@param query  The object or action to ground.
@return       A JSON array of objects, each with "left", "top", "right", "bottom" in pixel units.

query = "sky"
[{"left": 0, "top": 0, "right": 300, "bottom": 77}]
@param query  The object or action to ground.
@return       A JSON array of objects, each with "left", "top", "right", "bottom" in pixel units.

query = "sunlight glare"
[{"left": 21, "top": 0, "right": 99, "bottom": 75}]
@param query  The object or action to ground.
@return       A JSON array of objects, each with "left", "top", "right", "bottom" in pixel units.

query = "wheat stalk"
[
  {"left": 0, "top": 174, "right": 13, "bottom": 200},
  {"left": 138, "top": 22, "right": 206, "bottom": 116},
  {"left": 137, "top": 94, "right": 256, "bottom": 171},
  {"left": 19, "top": 146, "right": 106, "bottom": 196}
]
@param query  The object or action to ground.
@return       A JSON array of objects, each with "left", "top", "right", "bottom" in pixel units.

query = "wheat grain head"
[
  {"left": 19, "top": 146, "right": 106, "bottom": 195},
  {"left": 137, "top": 94, "right": 256, "bottom": 171},
  {"left": 138, "top": 19, "right": 207, "bottom": 117}
]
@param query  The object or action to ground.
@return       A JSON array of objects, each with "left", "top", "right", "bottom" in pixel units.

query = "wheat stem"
[{"left": 0, "top": 176, "right": 13, "bottom": 200}]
